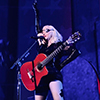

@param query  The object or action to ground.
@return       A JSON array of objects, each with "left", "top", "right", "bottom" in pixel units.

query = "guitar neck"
[{"left": 41, "top": 41, "right": 68, "bottom": 66}]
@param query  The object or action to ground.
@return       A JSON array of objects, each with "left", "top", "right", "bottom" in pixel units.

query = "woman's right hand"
[{"left": 37, "top": 33, "right": 46, "bottom": 45}]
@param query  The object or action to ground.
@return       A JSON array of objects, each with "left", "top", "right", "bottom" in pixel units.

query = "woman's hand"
[
  {"left": 37, "top": 33, "right": 46, "bottom": 45},
  {"left": 64, "top": 46, "right": 70, "bottom": 50}
]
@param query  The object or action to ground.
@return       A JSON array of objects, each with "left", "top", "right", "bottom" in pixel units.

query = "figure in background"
[{"left": 35, "top": 25, "right": 80, "bottom": 100}]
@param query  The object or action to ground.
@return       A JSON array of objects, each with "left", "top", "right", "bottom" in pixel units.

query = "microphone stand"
[
  {"left": 10, "top": 40, "right": 38, "bottom": 100},
  {"left": 10, "top": 0, "right": 41, "bottom": 99}
]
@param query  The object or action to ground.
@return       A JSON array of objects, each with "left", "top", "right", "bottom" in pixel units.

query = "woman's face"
[{"left": 42, "top": 25, "right": 54, "bottom": 40}]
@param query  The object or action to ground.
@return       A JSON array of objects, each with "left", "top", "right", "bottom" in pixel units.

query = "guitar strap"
[
  {"left": 60, "top": 49, "right": 80, "bottom": 70},
  {"left": 32, "top": 61, "right": 37, "bottom": 89}
]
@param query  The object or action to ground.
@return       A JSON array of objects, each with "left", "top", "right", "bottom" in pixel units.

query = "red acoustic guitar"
[{"left": 20, "top": 32, "right": 81, "bottom": 91}]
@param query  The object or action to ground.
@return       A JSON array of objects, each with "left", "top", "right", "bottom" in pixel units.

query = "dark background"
[{"left": 0, "top": 0, "right": 100, "bottom": 100}]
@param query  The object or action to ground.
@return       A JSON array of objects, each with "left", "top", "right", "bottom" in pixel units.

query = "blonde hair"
[{"left": 43, "top": 25, "right": 63, "bottom": 44}]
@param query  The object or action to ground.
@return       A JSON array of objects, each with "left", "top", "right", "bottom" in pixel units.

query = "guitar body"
[{"left": 20, "top": 53, "right": 48, "bottom": 91}]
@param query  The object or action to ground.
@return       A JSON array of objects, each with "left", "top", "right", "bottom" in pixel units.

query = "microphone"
[{"left": 30, "top": 36, "right": 45, "bottom": 40}]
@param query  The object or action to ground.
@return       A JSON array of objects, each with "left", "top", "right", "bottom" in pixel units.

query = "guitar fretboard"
[{"left": 41, "top": 41, "right": 67, "bottom": 67}]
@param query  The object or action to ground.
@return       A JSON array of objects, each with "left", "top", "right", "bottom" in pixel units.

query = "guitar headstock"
[{"left": 67, "top": 31, "right": 81, "bottom": 44}]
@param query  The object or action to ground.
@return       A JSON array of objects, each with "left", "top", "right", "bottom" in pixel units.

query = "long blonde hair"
[{"left": 43, "top": 25, "right": 63, "bottom": 45}]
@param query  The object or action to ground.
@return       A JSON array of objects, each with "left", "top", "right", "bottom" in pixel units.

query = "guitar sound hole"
[{"left": 37, "top": 63, "right": 43, "bottom": 70}]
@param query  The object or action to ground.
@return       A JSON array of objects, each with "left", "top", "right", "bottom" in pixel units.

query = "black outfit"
[{"left": 35, "top": 42, "right": 80, "bottom": 97}]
